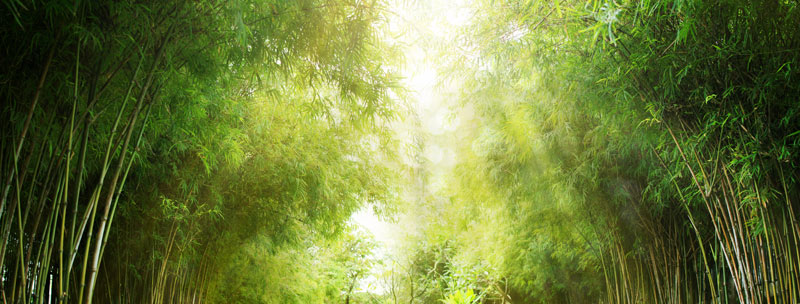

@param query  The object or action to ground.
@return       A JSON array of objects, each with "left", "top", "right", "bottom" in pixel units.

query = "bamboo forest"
[{"left": 1, "top": 0, "right": 800, "bottom": 303}]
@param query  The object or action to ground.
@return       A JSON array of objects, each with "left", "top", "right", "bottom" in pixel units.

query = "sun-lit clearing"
[
  {"left": 354, "top": 0, "right": 473, "bottom": 238},
  {"left": 349, "top": 0, "right": 475, "bottom": 296},
  {"left": 350, "top": 207, "right": 395, "bottom": 294},
  {"left": 352, "top": 208, "right": 396, "bottom": 250}
]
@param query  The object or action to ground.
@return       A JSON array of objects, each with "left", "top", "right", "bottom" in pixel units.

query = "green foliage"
[
  {"left": 3, "top": 0, "right": 799, "bottom": 303},
  {"left": 394, "top": 0, "right": 800, "bottom": 303},
  {"left": 210, "top": 227, "right": 379, "bottom": 304},
  {"left": 0, "top": 0, "right": 402, "bottom": 302},
  {"left": 441, "top": 290, "right": 478, "bottom": 304}
]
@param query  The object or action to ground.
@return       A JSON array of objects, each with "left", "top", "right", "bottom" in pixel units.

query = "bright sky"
[{"left": 350, "top": 0, "right": 473, "bottom": 295}]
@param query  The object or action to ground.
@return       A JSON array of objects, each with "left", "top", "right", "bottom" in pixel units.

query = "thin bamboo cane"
[
  {"left": 0, "top": 43, "right": 57, "bottom": 219},
  {"left": 85, "top": 35, "right": 170, "bottom": 304}
]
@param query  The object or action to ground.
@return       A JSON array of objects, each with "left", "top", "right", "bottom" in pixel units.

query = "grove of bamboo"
[{"left": 1, "top": 0, "right": 798, "bottom": 303}]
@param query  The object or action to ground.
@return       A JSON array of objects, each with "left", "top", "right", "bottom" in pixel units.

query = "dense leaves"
[
  {"left": 1, "top": 0, "right": 401, "bottom": 302},
  {"left": 392, "top": 0, "right": 800, "bottom": 303}
]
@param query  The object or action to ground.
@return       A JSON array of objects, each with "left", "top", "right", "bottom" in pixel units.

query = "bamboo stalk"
[
  {"left": 84, "top": 37, "right": 169, "bottom": 303},
  {"left": 0, "top": 42, "right": 57, "bottom": 219}
]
